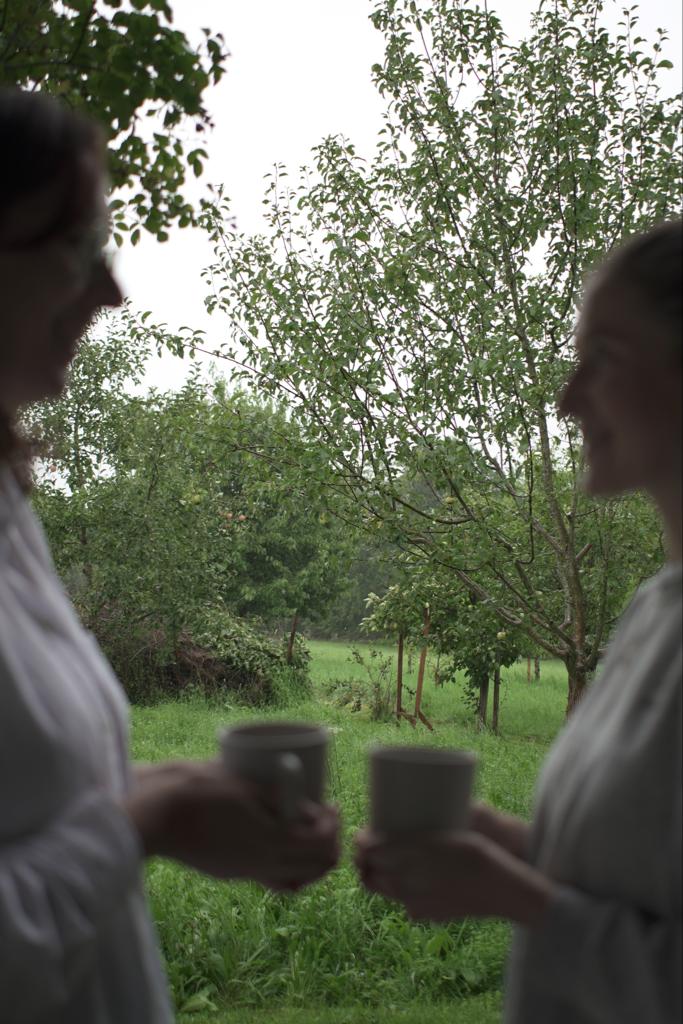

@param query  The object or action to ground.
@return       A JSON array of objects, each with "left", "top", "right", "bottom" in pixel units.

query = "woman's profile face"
[
  {"left": 559, "top": 281, "right": 682, "bottom": 501},
  {"left": 0, "top": 154, "right": 123, "bottom": 413}
]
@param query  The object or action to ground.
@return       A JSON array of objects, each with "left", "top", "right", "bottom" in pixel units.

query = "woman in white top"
[
  {"left": 0, "top": 89, "right": 339, "bottom": 1024},
  {"left": 356, "top": 219, "right": 682, "bottom": 1023}
]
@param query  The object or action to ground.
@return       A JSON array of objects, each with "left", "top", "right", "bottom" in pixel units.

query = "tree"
[
  {"left": 28, "top": 320, "right": 353, "bottom": 670},
  {"left": 194, "top": 380, "right": 355, "bottom": 660},
  {"left": 0, "top": 0, "right": 227, "bottom": 240},
  {"left": 308, "top": 535, "right": 401, "bottom": 639},
  {"left": 363, "top": 560, "right": 523, "bottom": 732},
  {"left": 198, "top": 0, "right": 679, "bottom": 712}
]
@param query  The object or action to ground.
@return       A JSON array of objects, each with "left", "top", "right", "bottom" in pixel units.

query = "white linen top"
[
  {"left": 0, "top": 466, "right": 173, "bottom": 1023},
  {"left": 504, "top": 563, "right": 682, "bottom": 1023}
]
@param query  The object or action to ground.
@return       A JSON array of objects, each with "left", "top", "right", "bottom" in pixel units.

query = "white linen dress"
[
  {"left": 0, "top": 465, "right": 173, "bottom": 1023},
  {"left": 504, "top": 563, "right": 682, "bottom": 1023}
]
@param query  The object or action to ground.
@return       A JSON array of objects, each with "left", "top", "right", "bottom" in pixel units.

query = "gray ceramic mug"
[
  {"left": 220, "top": 721, "right": 329, "bottom": 822},
  {"left": 370, "top": 745, "right": 476, "bottom": 833}
]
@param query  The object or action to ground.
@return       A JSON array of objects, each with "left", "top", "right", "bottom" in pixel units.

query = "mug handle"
[{"left": 276, "top": 752, "right": 305, "bottom": 823}]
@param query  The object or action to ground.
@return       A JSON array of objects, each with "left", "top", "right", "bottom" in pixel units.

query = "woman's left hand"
[{"left": 354, "top": 828, "right": 553, "bottom": 927}]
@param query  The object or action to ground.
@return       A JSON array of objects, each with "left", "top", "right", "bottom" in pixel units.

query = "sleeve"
[
  {"left": 0, "top": 505, "right": 144, "bottom": 1021},
  {"left": 525, "top": 884, "right": 682, "bottom": 1024},
  {"left": 0, "top": 790, "right": 143, "bottom": 1022}
]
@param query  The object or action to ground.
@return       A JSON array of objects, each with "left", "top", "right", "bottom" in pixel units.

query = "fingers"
[
  {"left": 245, "top": 802, "right": 341, "bottom": 890},
  {"left": 288, "top": 803, "right": 341, "bottom": 858},
  {"left": 291, "top": 801, "right": 340, "bottom": 839},
  {"left": 354, "top": 829, "right": 402, "bottom": 899},
  {"left": 354, "top": 829, "right": 423, "bottom": 875},
  {"left": 286, "top": 805, "right": 342, "bottom": 879},
  {"left": 353, "top": 830, "right": 463, "bottom": 909}
]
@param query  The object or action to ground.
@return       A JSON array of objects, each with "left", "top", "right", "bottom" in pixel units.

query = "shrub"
[
  {"left": 94, "top": 607, "right": 311, "bottom": 705},
  {"left": 326, "top": 647, "right": 394, "bottom": 721}
]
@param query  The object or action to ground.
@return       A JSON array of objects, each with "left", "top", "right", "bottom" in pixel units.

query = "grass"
[
  {"left": 176, "top": 992, "right": 502, "bottom": 1023},
  {"left": 131, "top": 642, "right": 567, "bottom": 1021}
]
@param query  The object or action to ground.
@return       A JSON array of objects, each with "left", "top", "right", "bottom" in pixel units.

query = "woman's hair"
[
  {"left": 0, "top": 88, "right": 102, "bottom": 241},
  {"left": 0, "top": 89, "right": 102, "bottom": 477},
  {"left": 596, "top": 219, "right": 683, "bottom": 356}
]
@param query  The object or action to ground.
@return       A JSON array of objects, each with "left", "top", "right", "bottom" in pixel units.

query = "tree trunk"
[
  {"left": 527, "top": 657, "right": 532, "bottom": 683},
  {"left": 534, "top": 655, "right": 541, "bottom": 680},
  {"left": 491, "top": 663, "right": 501, "bottom": 734},
  {"left": 565, "top": 662, "right": 589, "bottom": 716},
  {"left": 477, "top": 675, "right": 489, "bottom": 730},
  {"left": 286, "top": 611, "right": 299, "bottom": 665}
]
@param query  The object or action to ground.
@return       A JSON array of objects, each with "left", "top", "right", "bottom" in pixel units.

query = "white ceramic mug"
[
  {"left": 220, "top": 721, "right": 329, "bottom": 822},
  {"left": 369, "top": 745, "right": 476, "bottom": 833}
]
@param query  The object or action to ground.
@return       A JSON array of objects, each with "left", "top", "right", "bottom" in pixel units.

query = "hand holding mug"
[
  {"left": 218, "top": 720, "right": 340, "bottom": 889},
  {"left": 354, "top": 745, "right": 550, "bottom": 925},
  {"left": 124, "top": 722, "right": 341, "bottom": 892}
]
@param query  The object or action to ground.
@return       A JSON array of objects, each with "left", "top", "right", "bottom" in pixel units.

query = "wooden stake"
[
  {"left": 396, "top": 632, "right": 404, "bottom": 719},
  {"left": 395, "top": 632, "right": 416, "bottom": 726},
  {"left": 413, "top": 606, "right": 434, "bottom": 731},
  {"left": 286, "top": 610, "right": 299, "bottom": 665}
]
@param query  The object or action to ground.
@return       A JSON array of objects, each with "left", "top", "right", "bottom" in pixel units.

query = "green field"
[{"left": 132, "top": 641, "right": 567, "bottom": 1022}]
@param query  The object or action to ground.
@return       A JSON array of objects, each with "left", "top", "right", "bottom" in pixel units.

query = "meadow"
[{"left": 131, "top": 641, "right": 568, "bottom": 1023}]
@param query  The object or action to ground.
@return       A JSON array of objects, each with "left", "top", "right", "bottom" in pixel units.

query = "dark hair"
[
  {"left": 597, "top": 219, "right": 683, "bottom": 355},
  {"left": 0, "top": 88, "right": 102, "bottom": 242},
  {"left": 0, "top": 89, "right": 102, "bottom": 478}
]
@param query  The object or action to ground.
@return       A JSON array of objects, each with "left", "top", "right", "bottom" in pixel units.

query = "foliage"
[
  {"left": 362, "top": 560, "right": 523, "bottom": 726},
  {"left": 28, "top": 319, "right": 350, "bottom": 698},
  {"left": 326, "top": 647, "right": 394, "bottom": 721},
  {"left": 195, "top": 0, "right": 678, "bottom": 711},
  {"left": 0, "top": 0, "right": 227, "bottom": 239},
  {"left": 302, "top": 537, "right": 401, "bottom": 639},
  {"left": 89, "top": 606, "right": 309, "bottom": 707},
  {"left": 189, "top": 609, "right": 311, "bottom": 707}
]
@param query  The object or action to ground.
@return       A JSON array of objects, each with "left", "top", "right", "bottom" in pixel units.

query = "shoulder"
[
  {"left": 612, "top": 564, "right": 682, "bottom": 643},
  {"left": 0, "top": 463, "right": 55, "bottom": 571},
  {"left": 0, "top": 462, "right": 24, "bottom": 528},
  {"left": 637, "top": 563, "right": 682, "bottom": 601}
]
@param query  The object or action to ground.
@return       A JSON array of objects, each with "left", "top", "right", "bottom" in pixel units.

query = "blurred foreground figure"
[
  {"left": 356, "top": 219, "right": 682, "bottom": 1024},
  {"left": 0, "top": 89, "right": 339, "bottom": 1024}
]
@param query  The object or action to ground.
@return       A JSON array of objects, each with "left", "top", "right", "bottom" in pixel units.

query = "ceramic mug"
[
  {"left": 369, "top": 745, "right": 476, "bottom": 833},
  {"left": 220, "top": 721, "right": 329, "bottom": 822}
]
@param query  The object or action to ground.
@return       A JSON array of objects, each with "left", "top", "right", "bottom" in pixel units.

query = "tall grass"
[
  {"left": 132, "top": 644, "right": 567, "bottom": 1019},
  {"left": 176, "top": 993, "right": 503, "bottom": 1024}
]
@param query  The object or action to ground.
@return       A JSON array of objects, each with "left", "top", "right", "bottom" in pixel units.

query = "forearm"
[
  {"left": 124, "top": 761, "right": 191, "bottom": 858},
  {"left": 469, "top": 802, "right": 532, "bottom": 861},
  {"left": 493, "top": 845, "right": 553, "bottom": 926},
  {"left": 123, "top": 761, "right": 341, "bottom": 886}
]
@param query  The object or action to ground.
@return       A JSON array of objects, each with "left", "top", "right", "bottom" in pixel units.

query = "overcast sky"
[{"left": 114, "top": 0, "right": 682, "bottom": 392}]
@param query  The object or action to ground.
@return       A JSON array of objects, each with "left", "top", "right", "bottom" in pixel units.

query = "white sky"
[{"left": 114, "top": 0, "right": 682, "bottom": 392}]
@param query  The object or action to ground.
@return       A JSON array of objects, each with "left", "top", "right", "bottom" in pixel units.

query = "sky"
[{"left": 114, "top": 0, "right": 683, "bottom": 392}]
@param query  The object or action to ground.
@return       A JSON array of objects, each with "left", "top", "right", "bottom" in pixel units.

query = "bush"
[
  {"left": 326, "top": 647, "right": 394, "bottom": 721},
  {"left": 269, "top": 633, "right": 312, "bottom": 706},
  {"left": 94, "top": 607, "right": 311, "bottom": 706}
]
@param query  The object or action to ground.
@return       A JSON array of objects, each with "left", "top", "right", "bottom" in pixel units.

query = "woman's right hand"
[{"left": 123, "top": 760, "right": 341, "bottom": 892}]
